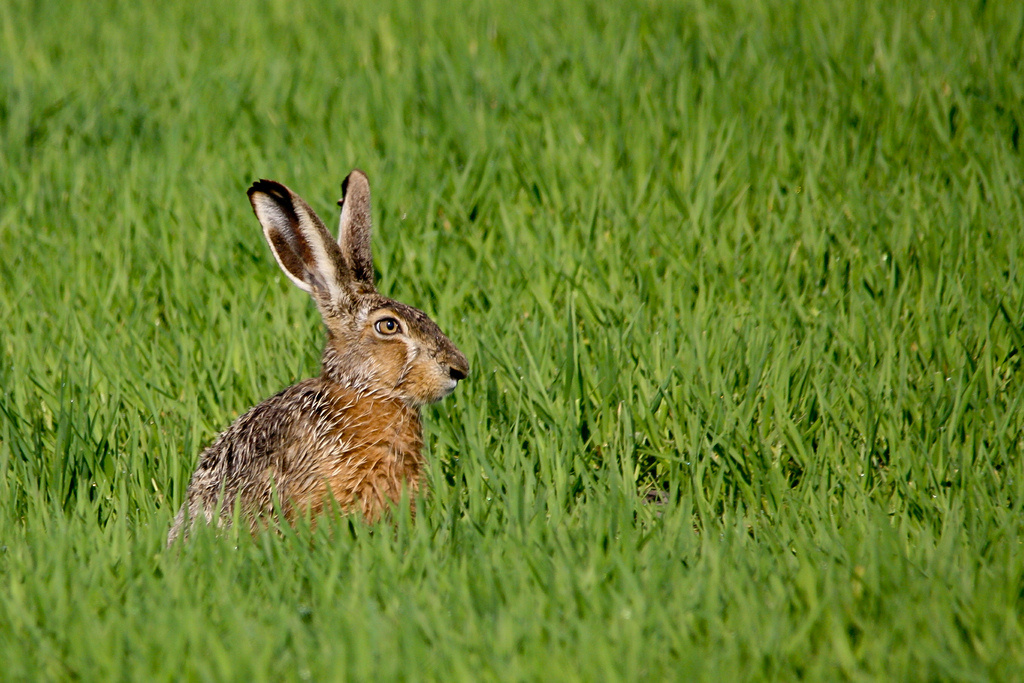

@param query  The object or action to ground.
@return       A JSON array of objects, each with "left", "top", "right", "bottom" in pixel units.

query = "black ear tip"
[
  {"left": 248, "top": 179, "right": 290, "bottom": 203},
  {"left": 339, "top": 168, "right": 369, "bottom": 201},
  {"left": 248, "top": 180, "right": 295, "bottom": 215},
  {"left": 248, "top": 179, "right": 274, "bottom": 196}
]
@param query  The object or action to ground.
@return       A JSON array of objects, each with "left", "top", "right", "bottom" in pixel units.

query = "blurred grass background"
[{"left": 2, "top": 0, "right": 1024, "bottom": 679}]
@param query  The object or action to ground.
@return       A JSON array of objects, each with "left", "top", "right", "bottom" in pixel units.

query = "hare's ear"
[
  {"left": 336, "top": 169, "right": 375, "bottom": 288},
  {"left": 248, "top": 180, "right": 351, "bottom": 300}
]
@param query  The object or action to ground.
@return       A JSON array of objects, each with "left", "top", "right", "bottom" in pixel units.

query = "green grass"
[{"left": 2, "top": 0, "right": 1024, "bottom": 679}]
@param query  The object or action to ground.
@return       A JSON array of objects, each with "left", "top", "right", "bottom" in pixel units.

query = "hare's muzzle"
[{"left": 446, "top": 351, "right": 469, "bottom": 385}]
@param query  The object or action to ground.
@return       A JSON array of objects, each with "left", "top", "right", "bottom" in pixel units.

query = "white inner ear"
[
  {"left": 252, "top": 198, "right": 315, "bottom": 294},
  {"left": 264, "top": 230, "right": 314, "bottom": 293},
  {"left": 293, "top": 201, "right": 344, "bottom": 300},
  {"left": 337, "top": 195, "right": 357, "bottom": 258},
  {"left": 252, "top": 192, "right": 347, "bottom": 300}
]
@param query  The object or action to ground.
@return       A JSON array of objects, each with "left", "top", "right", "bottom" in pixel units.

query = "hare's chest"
[{"left": 285, "top": 396, "right": 425, "bottom": 521}]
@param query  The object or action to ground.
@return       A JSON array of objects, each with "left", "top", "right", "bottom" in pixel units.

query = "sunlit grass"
[{"left": 2, "top": 0, "right": 1024, "bottom": 679}]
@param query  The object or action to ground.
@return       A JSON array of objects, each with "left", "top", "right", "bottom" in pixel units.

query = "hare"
[{"left": 167, "top": 170, "right": 469, "bottom": 546}]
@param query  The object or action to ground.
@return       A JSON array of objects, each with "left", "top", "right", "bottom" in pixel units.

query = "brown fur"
[{"left": 167, "top": 170, "right": 467, "bottom": 545}]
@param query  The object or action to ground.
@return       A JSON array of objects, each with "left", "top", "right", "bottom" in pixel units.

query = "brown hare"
[{"left": 167, "top": 170, "right": 468, "bottom": 545}]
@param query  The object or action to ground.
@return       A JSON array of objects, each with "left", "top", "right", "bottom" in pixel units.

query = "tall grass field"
[{"left": 2, "top": 0, "right": 1024, "bottom": 679}]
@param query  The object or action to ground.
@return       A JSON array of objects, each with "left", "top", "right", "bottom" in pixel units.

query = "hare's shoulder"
[
  {"left": 192, "top": 378, "right": 342, "bottom": 475},
  {"left": 204, "top": 378, "right": 417, "bottom": 459}
]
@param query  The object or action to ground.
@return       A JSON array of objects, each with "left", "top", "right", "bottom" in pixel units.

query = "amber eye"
[{"left": 374, "top": 317, "right": 401, "bottom": 335}]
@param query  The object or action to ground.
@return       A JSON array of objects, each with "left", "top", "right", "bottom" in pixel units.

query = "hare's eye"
[{"left": 375, "top": 317, "right": 401, "bottom": 335}]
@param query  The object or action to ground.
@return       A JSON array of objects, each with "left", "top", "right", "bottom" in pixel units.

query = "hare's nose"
[{"left": 447, "top": 349, "right": 469, "bottom": 382}]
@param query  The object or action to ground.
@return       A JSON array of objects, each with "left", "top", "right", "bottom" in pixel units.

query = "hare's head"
[{"left": 247, "top": 171, "right": 469, "bottom": 407}]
